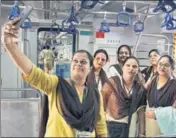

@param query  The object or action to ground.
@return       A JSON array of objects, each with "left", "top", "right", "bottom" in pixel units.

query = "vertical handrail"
[
  {"left": 139, "top": 33, "right": 170, "bottom": 54},
  {"left": 0, "top": 9, "right": 2, "bottom": 103},
  {"left": 20, "top": 29, "right": 32, "bottom": 97},
  {"left": 0, "top": 0, "right": 1, "bottom": 16},
  {"left": 133, "top": 5, "right": 150, "bottom": 56}
]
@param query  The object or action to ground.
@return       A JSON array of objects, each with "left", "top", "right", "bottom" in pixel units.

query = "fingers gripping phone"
[{"left": 15, "top": 6, "right": 33, "bottom": 27}]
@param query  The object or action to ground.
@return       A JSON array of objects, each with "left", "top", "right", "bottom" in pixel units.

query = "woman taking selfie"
[{"left": 1, "top": 18, "right": 107, "bottom": 137}]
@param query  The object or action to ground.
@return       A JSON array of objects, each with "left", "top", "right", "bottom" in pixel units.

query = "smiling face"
[
  {"left": 71, "top": 52, "right": 91, "bottom": 80},
  {"left": 149, "top": 51, "right": 160, "bottom": 66},
  {"left": 122, "top": 58, "right": 139, "bottom": 79},
  {"left": 118, "top": 46, "right": 131, "bottom": 63},
  {"left": 157, "top": 57, "right": 172, "bottom": 77},
  {"left": 93, "top": 52, "right": 107, "bottom": 70}
]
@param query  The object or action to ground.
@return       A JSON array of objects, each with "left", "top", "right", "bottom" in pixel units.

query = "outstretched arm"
[
  {"left": 1, "top": 18, "right": 58, "bottom": 95},
  {"left": 1, "top": 18, "right": 33, "bottom": 75}
]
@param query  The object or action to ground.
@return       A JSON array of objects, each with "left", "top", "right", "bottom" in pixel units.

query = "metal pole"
[
  {"left": 1, "top": 4, "right": 53, "bottom": 12},
  {"left": 133, "top": 5, "right": 150, "bottom": 55},
  {"left": 139, "top": 42, "right": 173, "bottom": 46},
  {"left": 76, "top": 11, "right": 161, "bottom": 16},
  {"left": 1, "top": 88, "right": 42, "bottom": 98},
  {"left": 0, "top": 1, "right": 2, "bottom": 137},
  {"left": 116, "top": 1, "right": 157, "bottom": 5},
  {"left": 139, "top": 34, "right": 170, "bottom": 42},
  {"left": 0, "top": 0, "right": 1, "bottom": 16},
  {"left": 139, "top": 33, "right": 171, "bottom": 54},
  {"left": 1, "top": 4, "right": 161, "bottom": 16}
]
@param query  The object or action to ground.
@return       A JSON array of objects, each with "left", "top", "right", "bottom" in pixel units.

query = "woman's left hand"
[{"left": 145, "top": 110, "right": 156, "bottom": 119}]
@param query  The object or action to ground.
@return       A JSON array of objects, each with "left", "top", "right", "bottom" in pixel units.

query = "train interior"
[{"left": 1, "top": 0, "right": 176, "bottom": 137}]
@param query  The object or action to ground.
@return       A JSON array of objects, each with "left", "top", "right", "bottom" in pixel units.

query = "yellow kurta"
[{"left": 22, "top": 64, "right": 107, "bottom": 137}]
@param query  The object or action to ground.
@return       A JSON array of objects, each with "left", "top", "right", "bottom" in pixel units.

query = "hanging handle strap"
[
  {"left": 50, "top": 23, "right": 60, "bottom": 34},
  {"left": 8, "top": 1, "right": 20, "bottom": 20},
  {"left": 153, "top": 0, "right": 176, "bottom": 13}
]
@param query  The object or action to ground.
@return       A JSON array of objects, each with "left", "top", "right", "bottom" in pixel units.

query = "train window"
[{"left": 37, "top": 28, "right": 76, "bottom": 78}]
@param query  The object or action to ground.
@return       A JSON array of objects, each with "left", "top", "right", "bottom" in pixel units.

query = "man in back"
[{"left": 41, "top": 45, "right": 55, "bottom": 73}]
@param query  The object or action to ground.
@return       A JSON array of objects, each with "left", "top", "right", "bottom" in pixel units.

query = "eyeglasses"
[
  {"left": 158, "top": 63, "right": 170, "bottom": 68},
  {"left": 72, "top": 59, "right": 88, "bottom": 65}
]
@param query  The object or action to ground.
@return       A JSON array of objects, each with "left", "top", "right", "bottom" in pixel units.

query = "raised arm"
[
  {"left": 1, "top": 18, "right": 33, "bottom": 75},
  {"left": 1, "top": 18, "right": 58, "bottom": 95}
]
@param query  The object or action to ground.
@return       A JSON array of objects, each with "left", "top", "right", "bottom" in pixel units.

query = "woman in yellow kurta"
[{"left": 1, "top": 18, "right": 107, "bottom": 137}]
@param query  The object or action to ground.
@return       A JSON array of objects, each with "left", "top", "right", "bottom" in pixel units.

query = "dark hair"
[
  {"left": 148, "top": 49, "right": 161, "bottom": 57},
  {"left": 117, "top": 45, "right": 132, "bottom": 56},
  {"left": 46, "top": 45, "right": 50, "bottom": 49},
  {"left": 93, "top": 49, "right": 109, "bottom": 61},
  {"left": 123, "top": 56, "right": 140, "bottom": 67},
  {"left": 158, "top": 55, "right": 175, "bottom": 70},
  {"left": 122, "top": 56, "right": 145, "bottom": 84},
  {"left": 73, "top": 50, "right": 93, "bottom": 67}
]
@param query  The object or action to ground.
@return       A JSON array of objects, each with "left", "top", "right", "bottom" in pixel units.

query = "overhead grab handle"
[
  {"left": 161, "top": 13, "right": 176, "bottom": 30},
  {"left": 50, "top": 22, "right": 60, "bottom": 35},
  {"left": 99, "top": 13, "right": 110, "bottom": 32},
  {"left": 61, "top": 1, "right": 78, "bottom": 34},
  {"left": 116, "top": 1, "right": 131, "bottom": 27},
  {"left": 66, "top": 5, "right": 79, "bottom": 24},
  {"left": 166, "top": 14, "right": 176, "bottom": 30},
  {"left": 134, "top": 14, "right": 144, "bottom": 32},
  {"left": 8, "top": 1, "right": 33, "bottom": 29},
  {"left": 80, "top": 0, "right": 99, "bottom": 9},
  {"left": 61, "top": 20, "right": 77, "bottom": 34},
  {"left": 20, "top": 18, "right": 32, "bottom": 29},
  {"left": 8, "top": 0, "right": 20, "bottom": 20},
  {"left": 153, "top": 0, "right": 176, "bottom": 13},
  {"left": 68, "top": 22, "right": 78, "bottom": 34},
  {"left": 161, "top": 13, "right": 172, "bottom": 28}
]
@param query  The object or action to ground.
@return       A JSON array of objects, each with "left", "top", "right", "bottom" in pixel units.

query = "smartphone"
[{"left": 15, "top": 5, "right": 33, "bottom": 27}]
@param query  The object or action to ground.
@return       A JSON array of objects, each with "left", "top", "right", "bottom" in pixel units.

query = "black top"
[
  {"left": 147, "top": 77, "right": 176, "bottom": 108},
  {"left": 141, "top": 66, "right": 156, "bottom": 82}
]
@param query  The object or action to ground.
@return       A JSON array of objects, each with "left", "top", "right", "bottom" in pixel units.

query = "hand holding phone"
[{"left": 14, "top": 5, "right": 33, "bottom": 27}]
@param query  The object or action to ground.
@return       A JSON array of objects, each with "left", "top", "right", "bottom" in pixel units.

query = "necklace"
[{"left": 122, "top": 79, "right": 133, "bottom": 95}]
